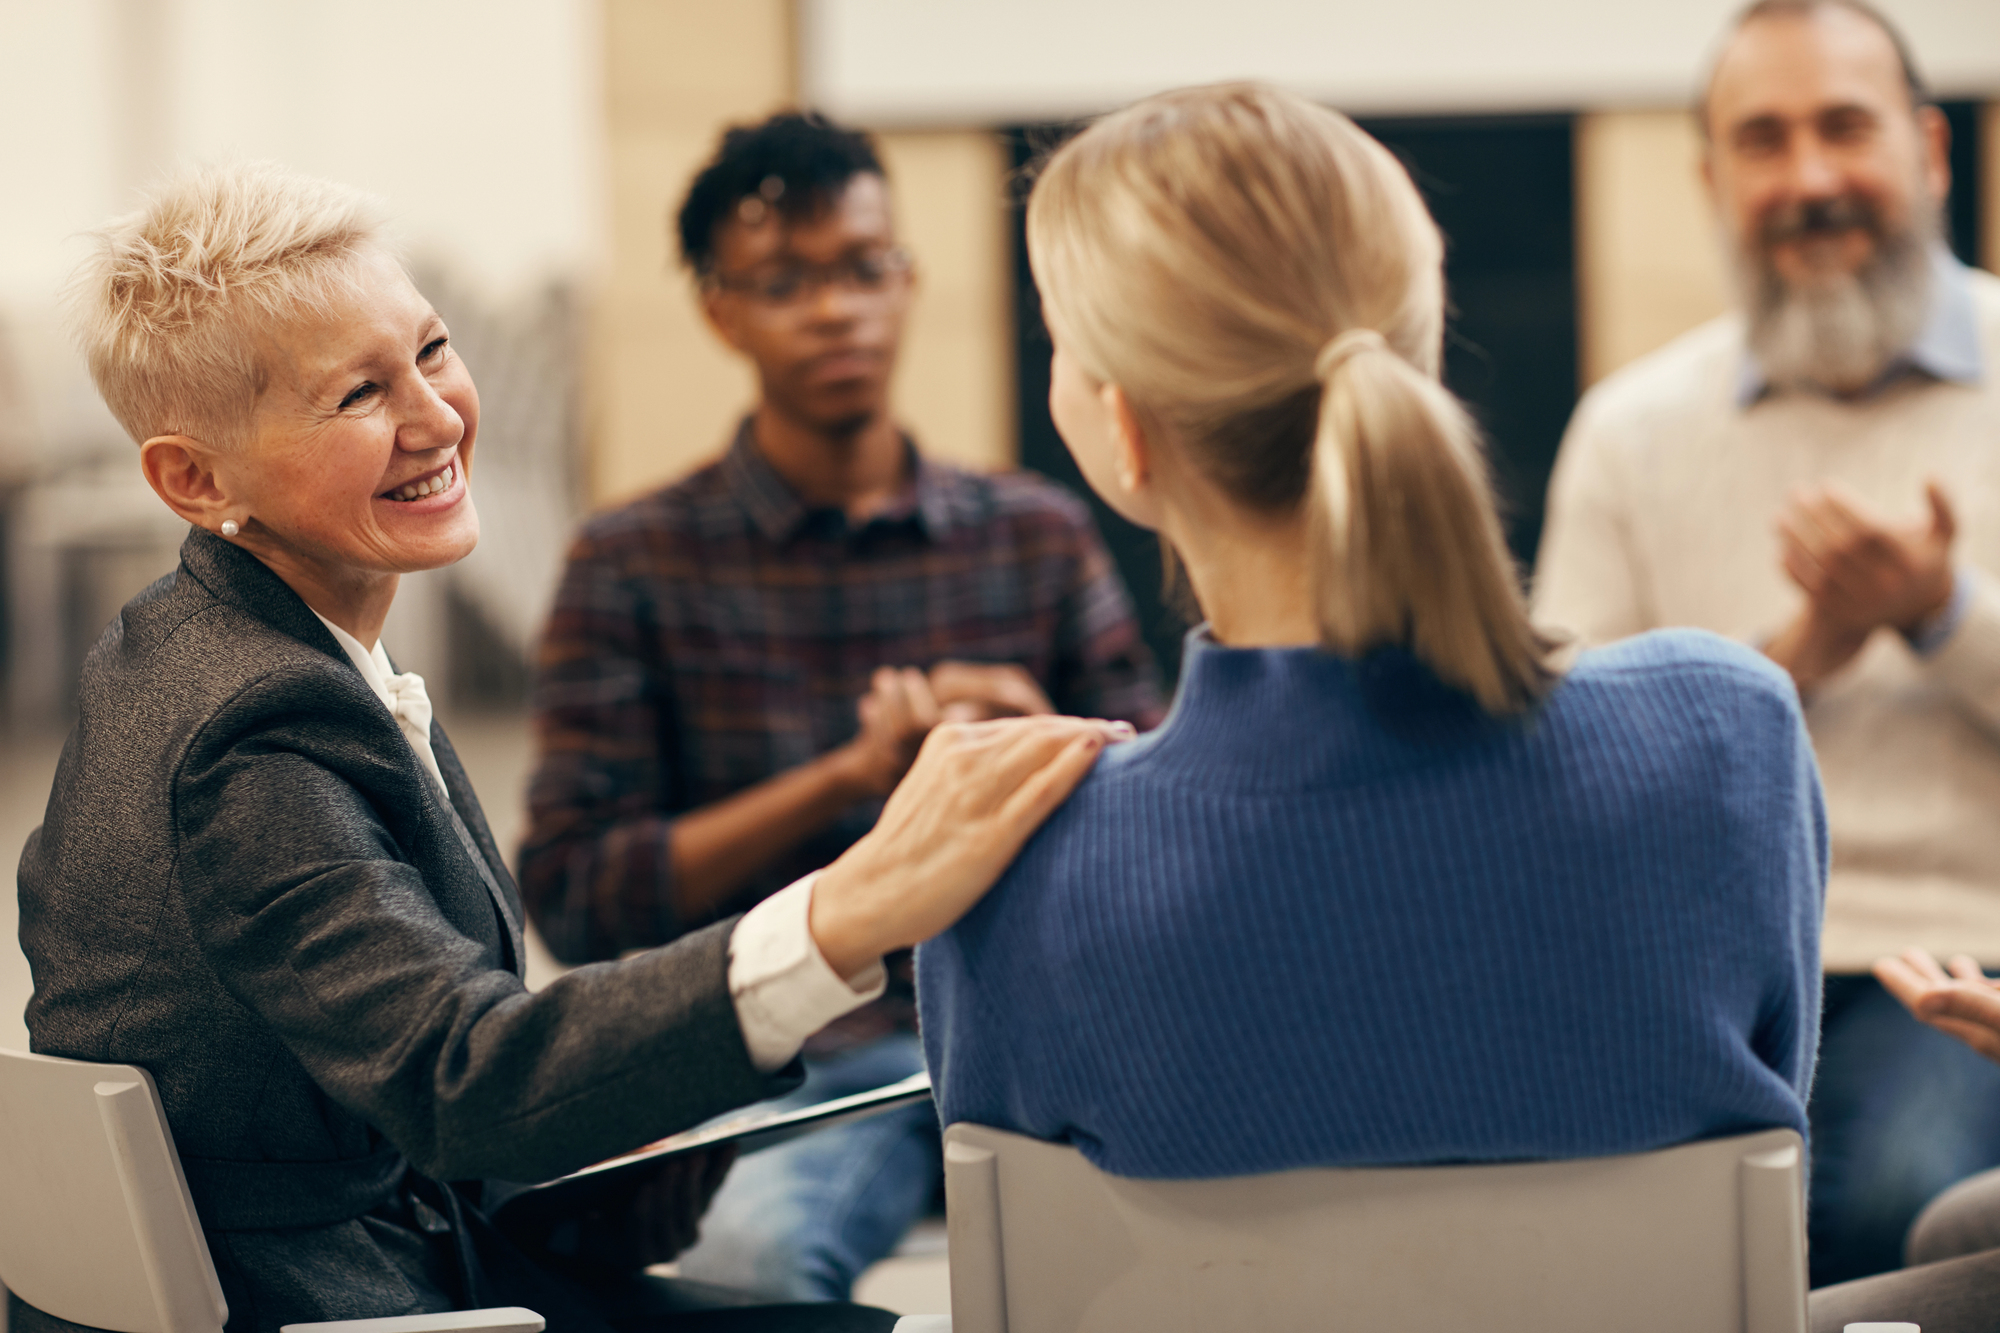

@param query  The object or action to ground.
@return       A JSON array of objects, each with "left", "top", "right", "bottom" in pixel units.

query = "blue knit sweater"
[{"left": 918, "top": 629, "right": 1825, "bottom": 1179}]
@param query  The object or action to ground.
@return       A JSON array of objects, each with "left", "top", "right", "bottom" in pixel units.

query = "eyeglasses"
[{"left": 707, "top": 247, "right": 913, "bottom": 307}]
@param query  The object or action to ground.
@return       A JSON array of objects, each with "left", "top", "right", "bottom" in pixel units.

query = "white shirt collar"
[
  {"left": 309, "top": 610, "right": 446, "bottom": 792},
  {"left": 312, "top": 612, "right": 398, "bottom": 703}
]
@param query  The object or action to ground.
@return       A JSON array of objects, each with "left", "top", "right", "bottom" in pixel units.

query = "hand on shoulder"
[{"left": 810, "top": 714, "right": 1131, "bottom": 977}]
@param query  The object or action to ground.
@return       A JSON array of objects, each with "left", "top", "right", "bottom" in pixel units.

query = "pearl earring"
[{"left": 220, "top": 520, "right": 240, "bottom": 538}]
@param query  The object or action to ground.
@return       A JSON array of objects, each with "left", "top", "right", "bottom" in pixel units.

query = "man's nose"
[
  {"left": 1784, "top": 134, "right": 1844, "bottom": 201},
  {"left": 801, "top": 278, "right": 862, "bottom": 327}
]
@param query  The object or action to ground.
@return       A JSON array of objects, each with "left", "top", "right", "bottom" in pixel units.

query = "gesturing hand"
[
  {"left": 1777, "top": 479, "right": 1957, "bottom": 639},
  {"left": 928, "top": 660, "right": 1057, "bottom": 724},
  {"left": 1875, "top": 948, "right": 2000, "bottom": 1065},
  {"left": 810, "top": 714, "right": 1133, "bottom": 978},
  {"left": 837, "top": 667, "right": 942, "bottom": 798}
]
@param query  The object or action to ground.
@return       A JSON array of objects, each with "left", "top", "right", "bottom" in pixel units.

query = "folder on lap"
[{"left": 509, "top": 1071, "right": 934, "bottom": 1203}]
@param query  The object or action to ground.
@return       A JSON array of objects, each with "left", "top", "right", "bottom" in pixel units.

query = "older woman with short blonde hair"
[{"left": 15, "top": 161, "right": 1117, "bottom": 1333}]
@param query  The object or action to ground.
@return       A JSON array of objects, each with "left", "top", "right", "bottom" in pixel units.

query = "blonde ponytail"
[
  {"left": 1311, "top": 336, "right": 1555, "bottom": 713},
  {"left": 1028, "top": 81, "right": 1558, "bottom": 714}
]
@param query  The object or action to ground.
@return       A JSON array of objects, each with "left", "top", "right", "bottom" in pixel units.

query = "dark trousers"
[
  {"left": 584, "top": 1275, "right": 899, "bottom": 1332},
  {"left": 5, "top": 1291, "right": 900, "bottom": 1333},
  {"left": 1808, "top": 974, "right": 2000, "bottom": 1286},
  {"left": 464, "top": 1186, "right": 901, "bottom": 1333}
]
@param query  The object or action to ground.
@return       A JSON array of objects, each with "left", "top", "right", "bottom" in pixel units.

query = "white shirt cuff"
[{"left": 728, "top": 873, "right": 886, "bottom": 1073}]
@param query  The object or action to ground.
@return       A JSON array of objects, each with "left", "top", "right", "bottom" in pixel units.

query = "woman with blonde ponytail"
[{"left": 918, "top": 84, "right": 1828, "bottom": 1180}]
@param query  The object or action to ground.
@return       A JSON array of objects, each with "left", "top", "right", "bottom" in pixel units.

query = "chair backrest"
[
  {"left": 0, "top": 1048, "right": 228, "bottom": 1333},
  {"left": 942, "top": 1122, "right": 1807, "bottom": 1333}
]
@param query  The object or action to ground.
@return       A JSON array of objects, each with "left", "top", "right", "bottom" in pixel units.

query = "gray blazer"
[{"left": 14, "top": 529, "right": 792, "bottom": 1333}]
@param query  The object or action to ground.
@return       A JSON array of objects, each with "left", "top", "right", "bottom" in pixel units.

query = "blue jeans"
[
  {"left": 1808, "top": 975, "right": 2000, "bottom": 1287},
  {"left": 673, "top": 1032, "right": 939, "bottom": 1302}
]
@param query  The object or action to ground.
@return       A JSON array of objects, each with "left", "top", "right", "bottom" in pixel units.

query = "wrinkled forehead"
[
  {"left": 251, "top": 249, "right": 434, "bottom": 400},
  {"left": 1706, "top": 8, "right": 1915, "bottom": 136}
]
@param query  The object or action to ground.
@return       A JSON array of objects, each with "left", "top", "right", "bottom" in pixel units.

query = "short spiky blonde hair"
[{"left": 66, "top": 161, "right": 389, "bottom": 448}]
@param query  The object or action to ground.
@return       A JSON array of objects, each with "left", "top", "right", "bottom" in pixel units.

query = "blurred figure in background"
[
  {"left": 1535, "top": 0, "right": 2000, "bottom": 1286},
  {"left": 519, "top": 112, "right": 1163, "bottom": 1302}
]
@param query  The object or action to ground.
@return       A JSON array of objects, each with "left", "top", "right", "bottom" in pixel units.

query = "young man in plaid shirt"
[{"left": 520, "top": 113, "right": 1164, "bottom": 1303}]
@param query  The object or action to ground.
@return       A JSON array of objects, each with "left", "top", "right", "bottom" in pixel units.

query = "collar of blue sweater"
[
  {"left": 1734, "top": 244, "right": 1984, "bottom": 408},
  {"left": 1114, "top": 627, "right": 1515, "bottom": 792}
]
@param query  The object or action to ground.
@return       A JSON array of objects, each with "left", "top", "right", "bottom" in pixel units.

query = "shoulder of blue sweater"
[
  {"left": 1063, "top": 716, "right": 1167, "bottom": 788},
  {"left": 1567, "top": 628, "right": 1799, "bottom": 713}
]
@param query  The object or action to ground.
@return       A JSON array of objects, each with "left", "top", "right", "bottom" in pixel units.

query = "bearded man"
[{"left": 1535, "top": 0, "right": 2000, "bottom": 1288}]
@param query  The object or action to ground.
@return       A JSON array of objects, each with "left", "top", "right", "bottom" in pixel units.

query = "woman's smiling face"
[{"left": 220, "top": 249, "right": 481, "bottom": 589}]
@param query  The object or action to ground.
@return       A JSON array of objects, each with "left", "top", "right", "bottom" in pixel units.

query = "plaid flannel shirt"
[{"left": 521, "top": 422, "right": 1164, "bottom": 1047}]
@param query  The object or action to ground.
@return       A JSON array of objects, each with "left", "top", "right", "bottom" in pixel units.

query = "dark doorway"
[
  {"left": 1007, "top": 115, "right": 1580, "bottom": 683},
  {"left": 1942, "top": 100, "right": 1987, "bottom": 269}
]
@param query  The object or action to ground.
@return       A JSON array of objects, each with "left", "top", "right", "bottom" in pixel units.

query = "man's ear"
[
  {"left": 1101, "top": 383, "right": 1153, "bottom": 499},
  {"left": 140, "top": 435, "right": 234, "bottom": 531},
  {"left": 1917, "top": 103, "right": 1952, "bottom": 205},
  {"left": 700, "top": 285, "right": 751, "bottom": 355}
]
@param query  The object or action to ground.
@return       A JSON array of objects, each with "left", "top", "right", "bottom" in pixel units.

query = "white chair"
[
  {"left": 0, "top": 1048, "right": 542, "bottom": 1333},
  {"left": 918, "top": 1121, "right": 1815, "bottom": 1333}
]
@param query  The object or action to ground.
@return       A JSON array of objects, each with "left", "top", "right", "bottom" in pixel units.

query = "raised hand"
[
  {"left": 809, "top": 714, "right": 1133, "bottom": 978},
  {"left": 1777, "top": 479, "right": 1957, "bottom": 639},
  {"left": 928, "top": 660, "right": 1057, "bottom": 723},
  {"left": 1875, "top": 947, "right": 2000, "bottom": 1065}
]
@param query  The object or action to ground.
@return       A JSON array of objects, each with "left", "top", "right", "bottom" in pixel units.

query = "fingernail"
[{"left": 1108, "top": 721, "right": 1136, "bottom": 737}]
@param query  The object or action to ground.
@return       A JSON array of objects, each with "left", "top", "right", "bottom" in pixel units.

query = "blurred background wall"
[
  {"left": 0, "top": 0, "right": 1996, "bottom": 1055},
  {"left": 2, "top": 0, "right": 1995, "bottom": 713}
]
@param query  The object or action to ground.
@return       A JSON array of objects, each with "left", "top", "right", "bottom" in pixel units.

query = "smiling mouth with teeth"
[{"left": 386, "top": 464, "right": 455, "bottom": 502}]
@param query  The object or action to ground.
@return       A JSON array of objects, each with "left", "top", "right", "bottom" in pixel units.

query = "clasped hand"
[
  {"left": 1766, "top": 479, "right": 1957, "bottom": 692},
  {"left": 838, "top": 660, "right": 1058, "bottom": 798}
]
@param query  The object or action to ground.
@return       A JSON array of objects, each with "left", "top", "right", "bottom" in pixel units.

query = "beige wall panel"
[
  {"left": 595, "top": 331, "right": 755, "bottom": 493},
  {"left": 594, "top": 127, "right": 761, "bottom": 498},
  {"left": 1985, "top": 102, "right": 1999, "bottom": 272},
  {"left": 606, "top": 2, "right": 792, "bottom": 124},
  {"left": 590, "top": 0, "right": 793, "bottom": 506},
  {"left": 1576, "top": 109, "right": 1731, "bottom": 386},
  {"left": 876, "top": 130, "right": 1016, "bottom": 472}
]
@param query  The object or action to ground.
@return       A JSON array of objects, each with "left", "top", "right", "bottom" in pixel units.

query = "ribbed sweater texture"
[{"left": 919, "top": 628, "right": 1826, "bottom": 1179}]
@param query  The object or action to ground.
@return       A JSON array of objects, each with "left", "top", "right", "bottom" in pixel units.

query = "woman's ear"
[
  {"left": 140, "top": 435, "right": 234, "bottom": 531},
  {"left": 1102, "top": 383, "right": 1152, "bottom": 499}
]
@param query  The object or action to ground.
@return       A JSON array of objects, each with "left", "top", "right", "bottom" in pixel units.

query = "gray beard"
[{"left": 1735, "top": 202, "right": 1937, "bottom": 396}]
